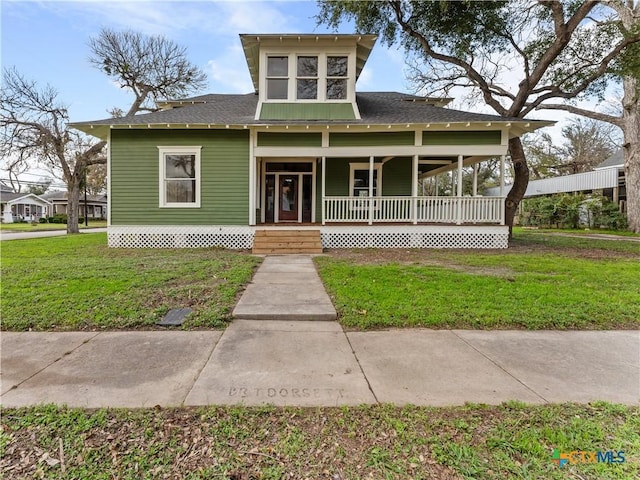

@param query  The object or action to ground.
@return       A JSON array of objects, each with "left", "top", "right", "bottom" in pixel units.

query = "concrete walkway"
[
  {"left": 232, "top": 255, "right": 336, "bottom": 321},
  {"left": 1, "top": 326, "right": 638, "bottom": 408}
]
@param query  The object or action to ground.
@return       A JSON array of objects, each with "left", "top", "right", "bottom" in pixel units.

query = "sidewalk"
[
  {"left": 1, "top": 254, "right": 638, "bottom": 408},
  {"left": 2, "top": 325, "right": 638, "bottom": 408},
  {"left": 0, "top": 227, "right": 107, "bottom": 241}
]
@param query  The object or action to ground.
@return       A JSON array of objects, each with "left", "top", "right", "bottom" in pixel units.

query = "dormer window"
[
  {"left": 267, "top": 56, "right": 288, "bottom": 100},
  {"left": 297, "top": 56, "right": 318, "bottom": 100},
  {"left": 262, "top": 52, "right": 353, "bottom": 102},
  {"left": 326, "top": 56, "right": 348, "bottom": 100}
]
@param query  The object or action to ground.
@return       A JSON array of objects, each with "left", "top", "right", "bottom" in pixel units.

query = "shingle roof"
[
  {"left": 41, "top": 191, "right": 107, "bottom": 203},
  {"left": 73, "top": 91, "right": 540, "bottom": 128},
  {"left": 595, "top": 149, "right": 624, "bottom": 169}
]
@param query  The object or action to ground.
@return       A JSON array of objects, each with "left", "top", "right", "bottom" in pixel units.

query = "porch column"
[
  {"left": 368, "top": 155, "right": 374, "bottom": 225},
  {"left": 499, "top": 155, "right": 505, "bottom": 197},
  {"left": 434, "top": 175, "right": 439, "bottom": 196},
  {"left": 500, "top": 155, "right": 506, "bottom": 225},
  {"left": 321, "top": 156, "right": 326, "bottom": 225},
  {"left": 472, "top": 163, "right": 478, "bottom": 196},
  {"left": 456, "top": 155, "right": 463, "bottom": 225},
  {"left": 248, "top": 131, "right": 256, "bottom": 225},
  {"left": 412, "top": 154, "right": 418, "bottom": 224}
]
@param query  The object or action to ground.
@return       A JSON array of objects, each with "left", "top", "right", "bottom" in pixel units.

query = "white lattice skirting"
[
  {"left": 108, "top": 225, "right": 508, "bottom": 249},
  {"left": 108, "top": 226, "right": 254, "bottom": 249},
  {"left": 320, "top": 225, "right": 509, "bottom": 249}
]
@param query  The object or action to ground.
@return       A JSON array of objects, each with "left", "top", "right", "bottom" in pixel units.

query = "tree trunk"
[
  {"left": 622, "top": 75, "right": 640, "bottom": 233},
  {"left": 66, "top": 174, "right": 82, "bottom": 234},
  {"left": 504, "top": 137, "right": 529, "bottom": 237}
]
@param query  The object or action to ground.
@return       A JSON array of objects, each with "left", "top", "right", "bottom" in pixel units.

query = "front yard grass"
[
  {"left": 0, "top": 221, "right": 107, "bottom": 232},
  {"left": 316, "top": 231, "right": 640, "bottom": 330},
  {"left": 0, "top": 233, "right": 260, "bottom": 330},
  {"left": 2, "top": 402, "right": 637, "bottom": 479}
]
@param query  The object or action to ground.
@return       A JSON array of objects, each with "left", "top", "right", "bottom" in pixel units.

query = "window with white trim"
[
  {"left": 296, "top": 55, "right": 318, "bottom": 100},
  {"left": 266, "top": 56, "right": 288, "bottom": 100},
  {"left": 349, "top": 163, "right": 382, "bottom": 197},
  {"left": 263, "top": 52, "right": 352, "bottom": 102},
  {"left": 326, "top": 56, "right": 348, "bottom": 100},
  {"left": 158, "top": 146, "right": 201, "bottom": 208}
]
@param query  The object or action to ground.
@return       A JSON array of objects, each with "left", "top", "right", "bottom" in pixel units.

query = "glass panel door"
[
  {"left": 279, "top": 175, "right": 298, "bottom": 221},
  {"left": 265, "top": 174, "right": 275, "bottom": 223}
]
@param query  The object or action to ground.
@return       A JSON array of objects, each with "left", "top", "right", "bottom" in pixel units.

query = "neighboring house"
[
  {"left": 1, "top": 192, "right": 51, "bottom": 223},
  {"left": 40, "top": 191, "right": 108, "bottom": 220},
  {"left": 485, "top": 149, "right": 626, "bottom": 208},
  {"left": 72, "top": 34, "right": 551, "bottom": 250}
]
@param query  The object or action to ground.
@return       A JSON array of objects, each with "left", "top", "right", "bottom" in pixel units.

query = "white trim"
[
  {"left": 321, "top": 156, "right": 326, "bottom": 225},
  {"left": 412, "top": 155, "right": 418, "bottom": 224},
  {"left": 499, "top": 155, "right": 505, "bottom": 197},
  {"left": 349, "top": 161, "right": 383, "bottom": 198},
  {"left": 157, "top": 146, "right": 202, "bottom": 208},
  {"left": 254, "top": 144, "right": 508, "bottom": 158},
  {"left": 249, "top": 131, "right": 256, "bottom": 225},
  {"left": 260, "top": 158, "right": 315, "bottom": 224},
  {"left": 107, "top": 129, "right": 112, "bottom": 226},
  {"left": 259, "top": 48, "right": 355, "bottom": 104}
]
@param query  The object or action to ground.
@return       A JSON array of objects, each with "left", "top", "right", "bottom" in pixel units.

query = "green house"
[{"left": 74, "top": 34, "right": 551, "bottom": 250}]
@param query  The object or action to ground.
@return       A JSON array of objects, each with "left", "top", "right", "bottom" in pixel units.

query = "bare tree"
[
  {"left": 85, "top": 163, "right": 107, "bottom": 196},
  {"left": 0, "top": 29, "right": 207, "bottom": 233}
]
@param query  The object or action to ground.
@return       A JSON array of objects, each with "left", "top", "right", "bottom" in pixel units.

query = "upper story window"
[
  {"left": 326, "top": 56, "right": 348, "bottom": 100},
  {"left": 296, "top": 56, "right": 318, "bottom": 100},
  {"left": 267, "top": 56, "right": 288, "bottom": 100},
  {"left": 263, "top": 52, "right": 352, "bottom": 102}
]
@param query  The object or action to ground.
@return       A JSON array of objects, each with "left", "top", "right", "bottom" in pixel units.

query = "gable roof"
[
  {"left": 595, "top": 149, "right": 624, "bottom": 170},
  {"left": 72, "top": 92, "right": 552, "bottom": 139},
  {"left": 41, "top": 191, "right": 107, "bottom": 203},
  {"left": 0, "top": 192, "right": 51, "bottom": 205}
]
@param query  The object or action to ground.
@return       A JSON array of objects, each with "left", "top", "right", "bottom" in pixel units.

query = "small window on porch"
[{"left": 350, "top": 163, "right": 382, "bottom": 197}]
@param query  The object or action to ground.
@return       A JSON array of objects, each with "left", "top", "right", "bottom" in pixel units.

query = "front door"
[{"left": 279, "top": 175, "right": 298, "bottom": 221}]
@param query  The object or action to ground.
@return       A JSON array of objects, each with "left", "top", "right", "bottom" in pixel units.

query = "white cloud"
[{"left": 207, "top": 44, "right": 254, "bottom": 94}]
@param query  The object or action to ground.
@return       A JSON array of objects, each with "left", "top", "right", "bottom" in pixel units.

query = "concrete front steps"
[{"left": 252, "top": 229, "right": 323, "bottom": 255}]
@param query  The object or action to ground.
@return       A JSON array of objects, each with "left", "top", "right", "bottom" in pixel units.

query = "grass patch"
[
  {"left": 316, "top": 232, "right": 640, "bottom": 330},
  {"left": 2, "top": 403, "right": 637, "bottom": 479},
  {"left": 0, "top": 221, "right": 107, "bottom": 232},
  {"left": 0, "top": 233, "right": 261, "bottom": 330}
]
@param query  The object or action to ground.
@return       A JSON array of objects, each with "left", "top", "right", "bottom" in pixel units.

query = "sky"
[{"left": 1, "top": 0, "right": 592, "bottom": 186}]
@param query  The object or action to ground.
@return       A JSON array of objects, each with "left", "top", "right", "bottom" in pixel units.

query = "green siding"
[
  {"left": 260, "top": 103, "right": 356, "bottom": 120},
  {"left": 422, "top": 131, "right": 502, "bottom": 145},
  {"left": 257, "top": 132, "right": 322, "bottom": 147},
  {"left": 329, "top": 132, "right": 415, "bottom": 147},
  {"left": 382, "top": 157, "right": 412, "bottom": 196},
  {"left": 110, "top": 129, "right": 249, "bottom": 225}
]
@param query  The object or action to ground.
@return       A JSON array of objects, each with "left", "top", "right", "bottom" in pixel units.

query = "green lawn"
[
  {"left": 0, "top": 221, "right": 107, "bottom": 231},
  {"left": 1, "top": 402, "right": 637, "bottom": 479},
  {"left": 316, "top": 232, "right": 640, "bottom": 330},
  {"left": 0, "top": 233, "right": 261, "bottom": 330}
]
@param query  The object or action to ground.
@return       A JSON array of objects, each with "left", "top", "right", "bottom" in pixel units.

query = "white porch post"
[
  {"left": 434, "top": 175, "right": 439, "bottom": 196},
  {"left": 321, "top": 156, "right": 326, "bottom": 225},
  {"left": 472, "top": 163, "right": 478, "bottom": 196},
  {"left": 368, "top": 155, "right": 374, "bottom": 225},
  {"left": 499, "top": 155, "right": 505, "bottom": 197},
  {"left": 412, "top": 154, "right": 418, "bottom": 224},
  {"left": 456, "top": 155, "right": 463, "bottom": 225},
  {"left": 500, "top": 155, "right": 506, "bottom": 225},
  {"left": 248, "top": 130, "right": 256, "bottom": 225}
]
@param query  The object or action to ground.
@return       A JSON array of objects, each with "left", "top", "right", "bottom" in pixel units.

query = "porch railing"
[{"left": 323, "top": 196, "right": 505, "bottom": 225}]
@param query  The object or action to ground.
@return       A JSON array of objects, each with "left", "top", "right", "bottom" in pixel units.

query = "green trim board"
[
  {"left": 257, "top": 132, "right": 322, "bottom": 147},
  {"left": 422, "top": 131, "right": 501, "bottom": 145},
  {"left": 260, "top": 103, "right": 356, "bottom": 120},
  {"left": 110, "top": 129, "right": 250, "bottom": 225},
  {"left": 329, "top": 132, "right": 414, "bottom": 147}
]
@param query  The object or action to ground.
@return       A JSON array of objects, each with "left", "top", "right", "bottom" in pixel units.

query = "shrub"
[
  {"left": 38, "top": 217, "right": 47, "bottom": 224},
  {"left": 51, "top": 214, "right": 68, "bottom": 224}
]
